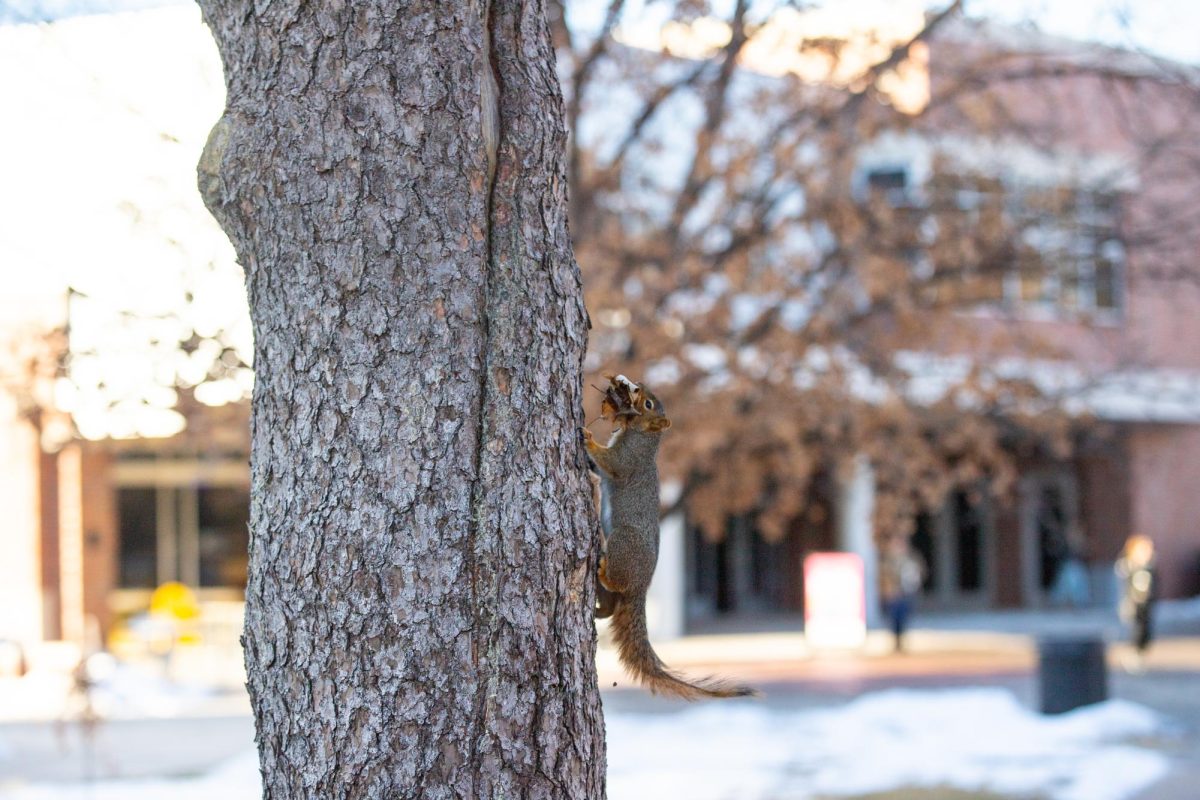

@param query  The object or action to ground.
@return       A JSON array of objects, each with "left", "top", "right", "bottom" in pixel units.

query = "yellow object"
[{"left": 149, "top": 582, "right": 201, "bottom": 621}]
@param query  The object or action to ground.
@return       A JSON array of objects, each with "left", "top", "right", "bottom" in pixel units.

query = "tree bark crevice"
[{"left": 466, "top": 1, "right": 506, "bottom": 788}]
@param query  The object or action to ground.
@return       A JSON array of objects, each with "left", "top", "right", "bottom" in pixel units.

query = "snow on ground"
[
  {"left": 606, "top": 688, "right": 1170, "bottom": 800},
  {"left": 0, "top": 660, "right": 216, "bottom": 722},
  {"left": 0, "top": 750, "right": 261, "bottom": 800},
  {"left": 0, "top": 688, "right": 1171, "bottom": 800}
]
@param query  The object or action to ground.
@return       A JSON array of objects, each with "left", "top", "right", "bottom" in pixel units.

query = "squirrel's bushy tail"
[{"left": 610, "top": 590, "right": 758, "bottom": 700}]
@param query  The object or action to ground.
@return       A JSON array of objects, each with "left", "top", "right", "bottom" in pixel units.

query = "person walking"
[
  {"left": 879, "top": 534, "right": 926, "bottom": 653},
  {"left": 1115, "top": 534, "right": 1157, "bottom": 671}
]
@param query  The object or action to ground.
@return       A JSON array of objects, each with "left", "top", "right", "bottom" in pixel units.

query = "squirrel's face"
[
  {"left": 623, "top": 385, "right": 672, "bottom": 434},
  {"left": 598, "top": 374, "right": 672, "bottom": 434}
]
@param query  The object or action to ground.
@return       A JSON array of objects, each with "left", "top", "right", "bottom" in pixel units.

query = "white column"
[
  {"left": 838, "top": 455, "right": 879, "bottom": 627},
  {"left": 646, "top": 512, "right": 686, "bottom": 641}
]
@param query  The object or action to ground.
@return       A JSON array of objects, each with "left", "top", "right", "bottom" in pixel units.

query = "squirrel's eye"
[{"left": 644, "top": 399, "right": 655, "bottom": 410}]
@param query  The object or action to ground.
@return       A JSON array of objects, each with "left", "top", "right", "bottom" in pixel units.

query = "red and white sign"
[{"left": 803, "top": 552, "right": 866, "bottom": 649}]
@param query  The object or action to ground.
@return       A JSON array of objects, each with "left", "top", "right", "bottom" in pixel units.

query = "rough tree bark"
[{"left": 196, "top": 2, "right": 605, "bottom": 797}]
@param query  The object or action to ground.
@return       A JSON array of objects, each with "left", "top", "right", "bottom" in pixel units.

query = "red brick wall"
[
  {"left": 923, "top": 37, "right": 1200, "bottom": 375},
  {"left": 921, "top": 34, "right": 1200, "bottom": 605},
  {"left": 1129, "top": 425, "right": 1200, "bottom": 598},
  {"left": 1077, "top": 443, "right": 1132, "bottom": 563}
]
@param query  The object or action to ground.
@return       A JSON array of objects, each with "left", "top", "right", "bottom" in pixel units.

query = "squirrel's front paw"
[{"left": 580, "top": 427, "right": 595, "bottom": 446}]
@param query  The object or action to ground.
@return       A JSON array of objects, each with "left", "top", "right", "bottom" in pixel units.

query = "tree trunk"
[{"left": 196, "top": 2, "right": 605, "bottom": 797}]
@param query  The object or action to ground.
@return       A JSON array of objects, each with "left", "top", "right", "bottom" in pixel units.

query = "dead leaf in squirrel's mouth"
[{"left": 600, "top": 374, "right": 641, "bottom": 421}]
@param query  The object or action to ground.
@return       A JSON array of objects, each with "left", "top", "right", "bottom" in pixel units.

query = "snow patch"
[
  {"left": 5, "top": 688, "right": 1168, "bottom": 799},
  {"left": 608, "top": 688, "right": 1168, "bottom": 800}
]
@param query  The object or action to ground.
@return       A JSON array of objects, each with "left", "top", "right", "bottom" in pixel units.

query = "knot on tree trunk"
[{"left": 197, "top": 112, "right": 234, "bottom": 235}]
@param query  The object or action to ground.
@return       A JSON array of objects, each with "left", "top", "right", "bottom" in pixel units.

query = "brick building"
[{"left": 670, "top": 15, "right": 1200, "bottom": 629}]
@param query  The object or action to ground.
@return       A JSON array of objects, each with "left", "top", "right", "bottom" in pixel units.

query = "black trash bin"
[{"left": 1038, "top": 636, "right": 1108, "bottom": 715}]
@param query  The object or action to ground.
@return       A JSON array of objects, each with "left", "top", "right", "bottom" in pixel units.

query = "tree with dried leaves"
[
  {"left": 559, "top": 0, "right": 1200, "bottom": 545},
  {"left": 197, "top": 2, "right": 605, "bottom": 796}
]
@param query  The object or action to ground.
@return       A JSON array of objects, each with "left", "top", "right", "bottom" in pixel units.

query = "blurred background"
[{"left": 1, "top": 0, "right": 1199, "bottom": 798}]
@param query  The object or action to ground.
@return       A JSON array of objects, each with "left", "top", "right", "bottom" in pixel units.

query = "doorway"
[{"left": 910, "top": 490, "right": 994, "bottom": 609}]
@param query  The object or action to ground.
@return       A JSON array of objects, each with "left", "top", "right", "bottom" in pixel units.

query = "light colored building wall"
[
  {"left": 646, "top": 513, "right": 686, "bottom": 640},
  {"left": 0, "top": 398, "right": 44, "bottom": 643}
]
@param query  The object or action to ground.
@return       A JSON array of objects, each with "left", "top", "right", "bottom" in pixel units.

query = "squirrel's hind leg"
[
  {"left": 598, "top": 555, "right": 617, "bottom": 592},
  {"left": 595, "top": 580, "right": 618, "bottom": 619}
]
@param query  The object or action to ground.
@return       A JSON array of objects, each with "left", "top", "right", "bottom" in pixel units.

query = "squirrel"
[{"left": 582, "top": 376, "right": 758, "bottom": 700}]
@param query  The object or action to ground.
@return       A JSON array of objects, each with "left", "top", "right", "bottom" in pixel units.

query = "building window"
[
  {"left": 116, "top": 483, "right": 249, "bottom": 591},
  {"left": 923, "top": 173, "right": 1125, "bottom": 316},
  {"left": 198, "top": 487, "right": 250, "bottom": 588},
  {"left": 1011, "top": 186, "right": 1124, "bottom": 313},
  {"left": 117, "top": 488, "right": 157, "bottom": 589},
  {"left": 955, "top": 492, "right": 984, "bottom": 592},
  {"left": 866, "top": 167, "right": 913, "bottom": 206}
]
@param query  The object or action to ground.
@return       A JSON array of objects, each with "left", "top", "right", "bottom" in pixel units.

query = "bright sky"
[
  {"left": 2, "top": 0, "right": 1196, "bottom": 64},
  {"left": 567, "top": 0, "right": 1200, "bottom": 65},
  {"left": 966, "top": 0, "right": 1200, "bottom": 63},
  {"left": 0, "top": 6, "right": 251, "bottom": 439}
]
